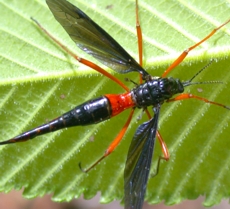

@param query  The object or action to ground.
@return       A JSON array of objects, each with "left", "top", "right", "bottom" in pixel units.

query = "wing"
[
  {"left": 124, "top": 106, "right": 161, "bottom": 209},
  {"left": 46, "top": 0, "right": 148, "bottom": 76}
]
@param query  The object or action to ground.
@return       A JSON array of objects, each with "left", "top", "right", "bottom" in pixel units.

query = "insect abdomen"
[
  {"left": 0, "top": 96, "right": 112, "bottom": 144},
  {"left": 63, "top": 96, "right": 112, "bottom": 126}
]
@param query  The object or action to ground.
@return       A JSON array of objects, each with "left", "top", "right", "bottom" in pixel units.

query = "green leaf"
[{"left": 0, "top": 0, "right": 230, "bottom": 207}]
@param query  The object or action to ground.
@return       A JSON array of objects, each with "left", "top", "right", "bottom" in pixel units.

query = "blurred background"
[{"left": 0, "top": 190, "right": 229, "bottom": 209}]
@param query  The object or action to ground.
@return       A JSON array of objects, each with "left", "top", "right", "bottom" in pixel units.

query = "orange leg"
[
  {"left": 136, "top": 2, "right": 170, "bottom": 166},
  {"left": 157, "top": 131, "right": 170, "bottom": 161},
  {"left": 80, "top": 109, "right": 135, "bottom": 172},
  {"left": 162, "top": 19, "right": 230, "bottom": 78},
  {"left": 149, "top": 131, "right": 170, "bottom": 177},
  {"left": 151, "top": 92, "right": 230, "bottom": 175},
  {"left": 31, "top": 18, "right": 129, "bottom": 92},
  {"left": 136, "top": 1, "right": 170, "bottom": 173},
  {"left": 135, "top": 0, "right": 143, "bottom": 84},
  {"left": 167, "top": 93, "right": 230, "bottom": 110},
  {"left": 145, "top": 108, "right": 170, "bottom": 174}
]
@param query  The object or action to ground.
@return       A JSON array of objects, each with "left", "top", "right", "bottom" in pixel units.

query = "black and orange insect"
[{"left": 1, "top": 0, "right": 230, "bottom": 208}]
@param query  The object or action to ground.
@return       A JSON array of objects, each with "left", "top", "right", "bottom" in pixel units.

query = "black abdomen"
[
  {"left": 0, "top": 96, "right": 112, "bottom": 144},
  {"left": 61, "top": 96, "right": 112, "bottom": 126}
]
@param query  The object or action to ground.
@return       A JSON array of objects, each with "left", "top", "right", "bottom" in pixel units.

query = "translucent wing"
[
  {"left": 124, "top": 106, "right": 161, "bottom": 209},
  {"left": 46, "top": 0, "right": 148, "bottom": 76}
]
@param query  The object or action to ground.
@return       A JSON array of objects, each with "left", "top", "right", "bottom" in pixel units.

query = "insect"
[{"left": 1, "top": 0, "right": 230, "bottom": 208}]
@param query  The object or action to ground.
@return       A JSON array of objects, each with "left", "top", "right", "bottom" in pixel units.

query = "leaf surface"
[{"left": 0, "top": 0, "right": 230, "bottom": 206}]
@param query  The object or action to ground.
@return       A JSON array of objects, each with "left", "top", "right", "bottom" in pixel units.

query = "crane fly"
[{"left": 1, "top": 0, "right": 230, "bottom": 208}]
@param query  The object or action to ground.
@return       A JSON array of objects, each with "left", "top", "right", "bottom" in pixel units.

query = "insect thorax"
[{"left": 131, "top": 77, "right": 184, "bottom": 107}]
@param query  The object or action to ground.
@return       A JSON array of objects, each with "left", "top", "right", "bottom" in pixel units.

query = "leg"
[
  {"left": 144, "top": 109, "right": 170, "bottom": 176},
  {"left": 80, "top": 109, "right": 135, "bottom": 172},
  {"left": 157, "top": 131, "right": 170, "bottom": 162},
  {"left": 150, "top": 131, "right": 170, "bottom": 177},
  {"left": 31, "top": 18, "right": 129, "bottom": 92},
  {"left": 162, "top": 19, "right": 230, "bottom": 77},
  {"left": 135, "top": 0, "right": 143, "bottom": 84},
  {"left": 167, "top": 93, "right": 230, "bottom": 110}
]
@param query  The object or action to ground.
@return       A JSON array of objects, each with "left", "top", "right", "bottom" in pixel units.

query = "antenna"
[{"left": 182, "top": 60, "right": 223, "bottom": 87}]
